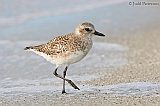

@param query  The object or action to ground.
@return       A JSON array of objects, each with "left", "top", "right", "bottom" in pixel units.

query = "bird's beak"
[{"left": 94, "top": 31, "right": 105, "bottom": 37}]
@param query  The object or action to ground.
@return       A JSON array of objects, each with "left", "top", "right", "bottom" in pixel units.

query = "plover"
[{"left": 24, "top": 22, "right": 105, "bottom": 94}]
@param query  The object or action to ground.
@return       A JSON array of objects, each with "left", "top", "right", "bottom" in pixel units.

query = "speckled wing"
[{"left": 31, "top": 33, "right": 76, "bottom": 56}]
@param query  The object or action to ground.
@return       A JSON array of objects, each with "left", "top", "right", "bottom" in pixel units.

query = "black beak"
[{"left": 94, "top": 31, "right": 105, "bottom": 37}]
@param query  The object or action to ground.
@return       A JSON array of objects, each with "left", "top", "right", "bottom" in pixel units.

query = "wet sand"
[{"left": 0, "top": 24, "right": 160, "bottom": 106}]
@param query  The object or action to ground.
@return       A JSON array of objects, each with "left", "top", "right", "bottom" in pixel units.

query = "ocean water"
[
  {"left": 0, "top": 0, "right": 160, "bottom": 97},
  {"left": 0, "top": 0, "right": 160, "bottom": 40}
]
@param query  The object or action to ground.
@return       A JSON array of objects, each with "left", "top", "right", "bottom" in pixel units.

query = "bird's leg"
[
  {"left": 62, "top": 66, "right": 67, "bottom": 94},
  {"left": 53, "top": 67, "right": 80, "bottom": 91}
]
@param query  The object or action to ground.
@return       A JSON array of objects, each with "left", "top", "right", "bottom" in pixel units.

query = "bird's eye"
[{"left": 85, "top": 28, "right": 91, "bottom": 32}]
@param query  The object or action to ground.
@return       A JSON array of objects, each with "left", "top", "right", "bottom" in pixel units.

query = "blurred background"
[{"left": 0, "top": 0, "right": 159, "bottom": 41}]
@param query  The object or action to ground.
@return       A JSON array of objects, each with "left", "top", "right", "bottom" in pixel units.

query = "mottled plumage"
[{"left": 24, "top": 22, "right": 105, "bottom": 93}]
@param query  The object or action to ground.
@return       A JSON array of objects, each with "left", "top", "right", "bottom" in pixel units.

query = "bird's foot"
[
  {"left": 62, "top": 90, "right": 67, "bottom": 94},
  {"left": 67, "top": 80, "right": 80, "bottom": 90}
]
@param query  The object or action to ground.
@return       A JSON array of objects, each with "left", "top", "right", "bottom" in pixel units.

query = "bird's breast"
[{"left": 57, "top": 37, "right": 93, "bottom": 65}]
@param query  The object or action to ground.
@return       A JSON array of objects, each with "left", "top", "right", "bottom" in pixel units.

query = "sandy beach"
[{"left": 0, "top": 23, "right": 160, "bottom": 106}]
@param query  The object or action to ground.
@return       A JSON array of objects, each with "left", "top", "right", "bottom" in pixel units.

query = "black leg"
[
  {"left": 53, "top": 67, "right": 80, "bottom": 91},
  {"left": 62, "top": 66, "right": 68, "bottom": 94}
]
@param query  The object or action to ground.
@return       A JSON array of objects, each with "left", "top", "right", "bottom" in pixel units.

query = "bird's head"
[{"left": 75, "top": 22, "right": 106, "bottom": 37}]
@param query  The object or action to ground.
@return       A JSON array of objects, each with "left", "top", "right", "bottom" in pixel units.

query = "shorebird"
[{"left": 24, "top": 22, "right": 105, "bottom": 94}]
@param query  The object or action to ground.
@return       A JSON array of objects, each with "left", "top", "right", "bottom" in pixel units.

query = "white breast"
[{"left": 64, "top": 51, "right": 88, "bottom": 64}]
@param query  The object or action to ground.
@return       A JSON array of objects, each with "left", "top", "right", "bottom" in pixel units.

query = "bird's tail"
[{"left": 24, "top": 46, "right": 33, "bottom": 50}]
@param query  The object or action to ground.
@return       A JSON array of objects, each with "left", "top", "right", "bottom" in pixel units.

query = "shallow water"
[
  {"left": 0, "top": 82, "right": 160, "bottom": 97},
  {"left": 0, "top": 0, "right": 160, "bottom": 40}
]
